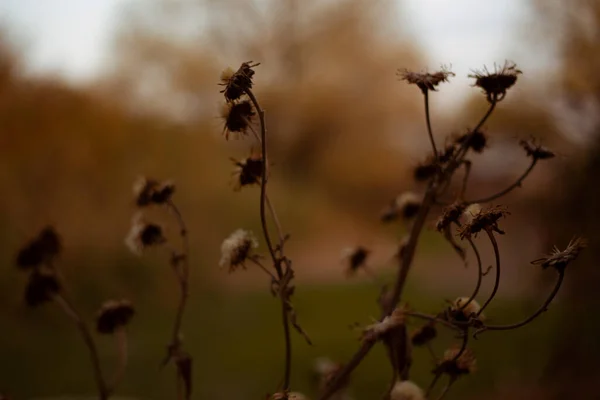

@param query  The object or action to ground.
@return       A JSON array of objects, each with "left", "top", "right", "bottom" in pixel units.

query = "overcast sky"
[{"left": 0, "top": 0, "right": 537, "bottom": 95}]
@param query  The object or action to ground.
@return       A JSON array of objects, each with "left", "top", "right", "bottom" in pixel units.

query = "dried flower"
[
  {"left": 219, "top": 229, "right": 259, "bottom": 272},
  {"left": 413, "top": 159, "right": 439, "bottom": 182},
  {"left": 436, "top": 202, "right": 467, "bottom": 232},
  {"left": 341, "top": 246, "right": 370, "bottom": 275},
  {"left": 125, "top": 213, "right": 166, "bottom": 255},
  {"left": 455, "top": 130, "right": 487, "bottom": 153},
  {"left": 312, "top": 357, "right": 347, "bottom": 393},
  {"left": 390, "top": 380, "right": 425, "bottom": 400},
  {"left": 531, "top": 237, "right": 587, "bottom": 272},
  {"left": 133, "top": 177, "right": 175, "bottom": 207},
  {"left": 231, "top": 153, "right": 263, "bottom": 190},
  {"left": 382, "top": 192, "right": 422, "bottom": 222},
  {"left": 410, "top": 322, "right": 437, "bottom": 346},
  {"left": 398, "top": 67, "right": 455, "bottom": 93},
  {"left": 458, "top": 205, "right": 508, "bottom": 239},
  {"left": 25, "top": 270, "right": 61, "bottom": 307},
  {"left": 16, "top": 226, "right": 61, "bottom": 270},
  {"left": 96, "top": 299, "right": 135, "bottom": 334},
  {"left": 362, "top": 307, "right": 405, "bottom": 342},
  {"left": 219, "top": 61, "right": 259, "bottom": 102},
  {"left": 519, "top": 139, "right": 555, "bottom": 160},
  {"left": 221, "top": 100, "right": 256, "bottom": 139},
  {"left": 434, "top": 347, "right": 477, "bottom": 378},
  {"left": 450, "top": 297, "right": 484, "bottom": 321},
  {"left": 469, "top": 61, "right": 522, "bottom": 102}
]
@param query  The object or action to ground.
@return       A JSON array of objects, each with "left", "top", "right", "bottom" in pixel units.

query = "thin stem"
[
  {"left": 457, "top": 238, "right": 483, "bottom": 312},
  {"left": 425, "top": 373, "right": 442, "bottom": 398},
  {"left": 477, "top": 230, "right": 501, "bottom": 316},
  {"left": 468, "top": 159, "right": 537, "bottom": 204},
  {"left": 281, "top": 300, "right": 292, "bottom": 390},
  {"left": 404, "top": 311, "right": 463, "bottom": 331},
  {"left": 459, "top": 160, "right": 472, "bottom": 200},
  {"left": 249, "top": 257, "right": 278, "bottom": 280},
  {"left": 451, "top": 330, "right": 469, "bottom": 362},
  {"left": 266, "top": 193, "right": 286, "bottom": 254},
  {"left": 476, "top": 270, "right": 564, "bottom": 335},
  {"left": 473, "top": 96, "right": 497, "bottom": 133},
  {"left": 426, "top": 342, "right": 437, "bottom": 361},
  {"left": 109, "top": 328, "right": 129, "bottom": 393},
  {"left": 434, "top": 379, "right": 456, "bottom": 400},
  {"left": 424, "top": 90, "right": 438, "bottom": 158},
  {"left": 54, "top": 294, "right": 108, "bottom": 400}
]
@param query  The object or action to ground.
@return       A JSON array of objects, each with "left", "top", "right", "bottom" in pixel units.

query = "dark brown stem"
[
  {"left": 473, "top": 95, "right": 497, "bottom": 133},
  {"left": 54, "top": 294, "right": 108, "bottom": 400},
  {"left": 434, "top": 378, "right": 456, "bottom": 400},
  {"left": 281, "top": 300, "right": 292, "bottom": 390},
  {"left": 457, "top": 238, "right": 483, "bottom": 312},
  {"left": 426, "top": 373, "right": 442, "bottom": 398},
  {"left": 404, "top": 311, "right": 463, "bottom": 331},
  {"left": 424, "top": 90, "right": 438, "bottom": 158},
  {"left": 109, "top": 328, "right": 128, "bottom": 393},
  {"left": 249, "top": 257, "right": 278, "bottom": 280},
  {"left": 475, "top": 270, "right": 564, "bottom": 336},
  {"left": 459, "top": 160, "right": 472, "bottom": 200},
  {"left": 477, "top": 230, "right": 500, "bottom": 316},
  {"left": 468, "top": 158, "right": 537, "bottom": 204}
]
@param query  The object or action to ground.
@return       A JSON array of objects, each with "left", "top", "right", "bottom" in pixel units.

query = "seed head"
[
  {"left": 436, "top": 202, "right": 467, "bottom": 232},
  {"left": 455, "top": 130, "right": 487, "bottom": 153},
  {"left": 390, "top": 380, "right": 425, "bottom": 400},
  {"left": 413, "top": 158, "right": 439, "bottom": 182},
  {"left": 231, "top": 153, "right": 263, "bottom": 190},
  {"left": 221, "top": 100, "right": 256, "bottom": 140},
  {"left": 362, "top": 307, "right": 406, "bottom": 342},
  {"left": 410, "top": 322, "right": 437, "bottom": 346},
  {"left": 25, "top": 270, "right": 61, "bottom": 307},
  {"left": 434, "top": 347, "right": 477, "bottom": 378},
  {"left": 219, "top": 61, "right": 259, "bottom": 102},
  {"left": 382, "top": 192, "right": 423, "bottom": 222},
  {"left": 219, "top": 229, "right": 258, "bottom": 272},
  {"left": 133, "top": 177, "right": 175, "bottom": 207},
  {"left": 469, "top": 61, "right": 522, "bottom": 102},
  {"left": 341, "top": 246, "right": 370, "bottom": 275},
  {"left": 16, "top": 226, "right": 61, "bottom": 270},
  {"left": 450, "top": 297, "right": 484, "bottom": 321},
  {"left": 531, "top": 237, "right": 587, "bottom": 272},
  {"left": 398, "top": 66, "right": 455, "bottom": 94},
  {"left": 125, "top": 213, "right": 166, "bottom": 255},
  {"left": 458, "top": 205, "right": 508, "bottom": 239},
  {"left": 96, "top": 299, "right": 135, "bottom": 334},
  {"left": 519, "top": 139, "right": 555, "bottom": 160}
]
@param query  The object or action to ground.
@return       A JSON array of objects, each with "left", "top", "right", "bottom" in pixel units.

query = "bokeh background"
[{"left": 0, "top": 0, "right": 599, "bottom": 399}]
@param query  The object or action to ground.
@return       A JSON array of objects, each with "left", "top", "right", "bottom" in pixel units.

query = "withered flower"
[
  {"left": 341, "top": 246, "right": 370, "bottom": 275},
  {"left": 219, "top": 229, "right": 258, "bottom": 272},
  {"left": 519, "top": 139, "right": 555, "bottom": 160},
  {"left": 221, "top": 100, "right": 256, "bottom": 139},
  {"left": 531, "top": 237, "right": 587, "bottom": 272},
  {"left": 410, "top": 322, "right": 437, "bottom": 346},
  {"left": 133, "top": 177, "right": 175, "bottom": 207},
  {"left": 16, "top": 226, "right": 61, "bottom": 270},
  {"left": 413, "top": 158, "right": 439, "bottom": 182},
  {"left": 390, "top": 380, "right": 425, "bottom": 400},
  {"left": 219, "top": 61, "right": 259, "bottom": 102},
  {"left": 362, "top": 307, "right": 406, "bottom": 342},
  {"left": 398, "top": 67, "right": 455, "bottom": 93},
  {"left": 450, "top": 297, "right": 484, "bottom": 322},
  {"left": 458, "top": 205, "right": 508, "bottom": 239},
  {"left": 434, "top": 347, "right": 477, "bottom": 378},
  {"left": 436, "top": 202, "right": 467, "bottom": 232},
  {"left": 455, "top": 130, "right": 487, "bottom": 153},
  {"left": 231, "top": 153, "right": 263, "bottom": 190},
  {"left": 25, "top": 270, "right": 61, "bottom": 307},
  {"left": 382, "top": 192, "right": 423, "bottom": 222},
  {"left": 96, "top": 299, "right": 135, "bottom": 334},
  {"left": 125, "top": 213, "right": 166, "bottom": 255},
  {"left": 469, "top": 61, "right": 522, "bottom": 102}
]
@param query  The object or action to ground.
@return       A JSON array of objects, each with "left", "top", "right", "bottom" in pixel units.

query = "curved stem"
[
  {"left": 476, "top": 270, "right": 564, "bottom": 335},
  {"left": 424, "top": 90, "right": 438, "bottom": 158},
  {"left": 477, "top": 230, "right": 501, "bottom": 316},
  {"left": 404, "top": 311, "right": 463, "bottom": 331},
  {"left": 249, "top": 257, "right": 278, "bottom": 280},
  {"left": 425, "top": 373, "right": 442, "bottom": 398},
  {"left": 468, "top": 159, "right": 537, "bottom": 204},
  {"left": 458, "top": 238, "right": 483, "bottom": 312},
  {"left": 434, "top": 379, "right": 456, "bottom": 400},
  {"left": 473, "top": 96, "right": 497, "bottom": 133},
  {"left": 109, "top": 328, "right": 129, "bottom": 393},
  {"left": 266, "top": 193, "right": 286, "bottom": 254},
  {"left": 459, "top": 160, "right": 472, "bottom": 200}
]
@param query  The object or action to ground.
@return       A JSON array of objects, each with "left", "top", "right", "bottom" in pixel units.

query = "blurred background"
[{"left": 0, "top": 0, "right": 598, "bottom": 399}]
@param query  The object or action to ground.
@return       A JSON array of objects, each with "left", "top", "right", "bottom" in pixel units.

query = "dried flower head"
[
  {"left": 410, "top": 322, "right": 437, "bottom": 346},
  {"left": 16, "top": 226, "right": 61, "bottom": 270},
  {"left": 221, "top": 100, "right": 256, "bottom": 139},
  {"left": 231, "top": 153, "right": 263, "bottom": 190},
  {"left": 458, "top": 205, "right": 508, "bottom": 239},
  {"left": 341, "top": 246, "right": 370, "bottom": 275},
  {"left": 413, "top": 157, "right": 439, "bottom": 182},
  {"left": 450, "top": 297, "right": 484, "bottom": 321},
  {"left": 312, "top": 357, "right": 347, "bottom": 393},
  {"left": 519, "top": 139, "right": 555, "bottom": 160},
  {"left": 219, "top": 61, "right": 259, "bottom": 102},
  {"left": 381, "top": 193, "right": 422, "bottom": 222},
  {"left": 469, "top": 61, "right": 522, "bottom": 102},
  {"left": 398, "top": 66, "right": 455, "bottom": 93},
  {"left": 362, "top": 307, "right": 406, "bottom": 342},
  {"left": 531, "top": 237, "right": 587, "bottom": 272},
  {"left": 133, "top": 177, "right": 175, "bottom": 207},
  {"left": 96, "top": 299, "right": 135, "bottom": 334},
  {"left": 390, "top": 380, "right": 425, "bottom": 400},
  {"left": 125, "top": 213, "right": 166, "bottom": 255},
  {"left": 455, "top": 130, "right": 487, "bottom": 153},
  {"left": 434, "top": 347, "right": 477, "bottom": 378},
  {"left": 436, "top": 202, "right": 467, "bottom": 232},
  {"left": 25, "top": 270, "right": 61, "bottom": 307},
  {"left": 219, "top": 229, "right": 259, "bottom": 272}
]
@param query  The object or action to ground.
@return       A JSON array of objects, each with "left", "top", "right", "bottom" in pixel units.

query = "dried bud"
[
  {"left": 413, "top": 159, "right": 439, "bottom": 182},
  {"left": 531, "top": 237, "right": 587, "bottom": 272},
  {"left": 96, "top": 299, "right": 135, "bottom": 334},
  {"left": 390, "top": 380, "right": 425, "bottom": 400},
  {"left": 341, "top": 246, "right": 370, "bottom": 275},
  {"left": 398, "top": 67, "right": 455, "bottom": 93},
  {"left": 436, "top": 202, "right": 467, "bottom": 232},
  {"left": 219, "top": 229, "right": 259, "bottom": 272},
  {"left": 219, "top": 61, "right": 259, "bottom": 102},
  {"left": 434, "top": 347, "right": 477, "bottom": 378},
  {"left": 231, "top": 153, "right": 263, "bottom": 190},
  {"left": 125, "top": 213, "right": 166, "bottom": 255},
  {"left": 221, "top": 100, "right": 256, "bottom": 139},
  {"left": 410, "top": 322, "right": 437, "bottom": 346},
  {"left": 16, "top": 226, "right": 61, "bottom": 270},
  {"left": 458, "top": 205, "right": 508, "bottom": 239},
  {"left": 450, "top": 297, "right": 484, "bottom": 321},
  {"left": 25, "top": 271, "right": 61, "bottom": 307},
  {"left": 397, "top": 192, "right": 422, "bottom": 219},
  {"left": 362, "top": 307, "right": 405, "bottom": 342},
  {"left": 519, "top": 139, "right": 555, "bottom": 160},
  {"left": 469, "top": 61, "right": 522, "bottom": 102},
  {"left": 455, "top": 130, "right": 487, "bottom": 153},
  {"left": 133, "top": 177, "right": 175, "bottom": 207}
]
